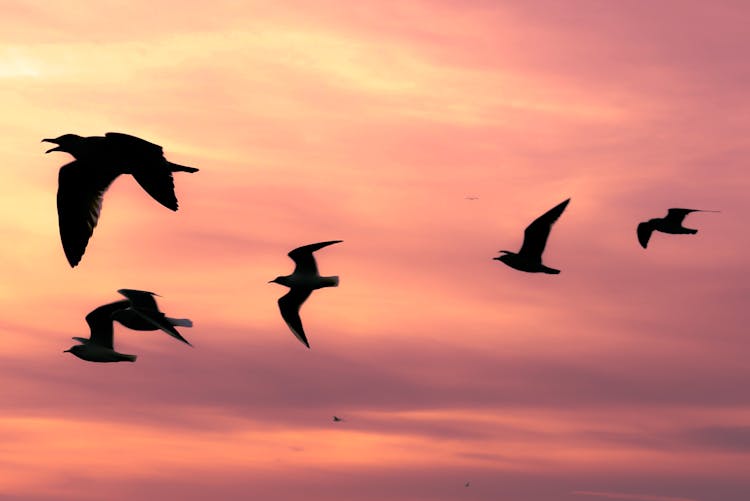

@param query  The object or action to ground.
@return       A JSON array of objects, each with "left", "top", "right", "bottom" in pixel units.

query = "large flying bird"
[
  {"left": 269, "top": 241, "right": 342, "bottom": 348},
  {"left": 637, "top": 208, "right": 719, "bottom": 249},
  {"left": 494, "top": 198, "right": 570, "bottom": 274},
  {"left": 43, "top": 132, "right": 198, "bottom": 267}
]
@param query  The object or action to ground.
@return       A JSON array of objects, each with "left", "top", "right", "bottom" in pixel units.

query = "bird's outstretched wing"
[
  {"left": 124, "top": 309, "right": 192, "bottom": 346},
  {"left": 85, "top": 300, "right": 129, "bottom": 348},
  {"left": 117, "top": 289, "right": 160, "bottom": 311},
  {"left": 637, "top": 221, "right": 654, "bottom": 248},
  {"left": 278, "top": 288, "right": 313, "bottom": 348},
  {"left": 57, "top": 160, "right": 120, "bottom": 267},
  {"left": 664, "top": 208, "right": 699, "bottom": 225},
  {"left": 105, "top": 132, "right": 179, "bottom": 211},
  {"left": 288, "top": 240, "right": 343, "bottom": 275},
  {"left": 518, "top": 199, "right": 570, "bottom": 262}
]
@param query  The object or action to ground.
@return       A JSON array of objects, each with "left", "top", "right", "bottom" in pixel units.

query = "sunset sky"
[{"left": 1, "top": 1, "right": 749, "bottom": 500}]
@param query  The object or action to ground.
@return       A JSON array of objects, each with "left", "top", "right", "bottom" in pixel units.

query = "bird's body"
[
  {"left": 64, "top": 302, "right": 137, "bottom": 363},
  {"left": 43, "top": 132, "right": 198, "bottom": 267},
  {"left": 495, "top": 253, "right": 561, "bottom": 274},
  {"left": 494, "top": 198, "right": 570, "bottom": 274},
  {"left": 66, "top": 339, "right": 137, "bottom": 363},
  {"left": 637, "top": 208, "right": 718, "bottom": 248},
  {"left": 270, "top": 240, "right": 342, "bottom": 348}
]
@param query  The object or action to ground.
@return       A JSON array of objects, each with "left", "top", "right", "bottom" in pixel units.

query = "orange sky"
[{"left": 0, "top": 1, "right": 749, "bottom": 500}]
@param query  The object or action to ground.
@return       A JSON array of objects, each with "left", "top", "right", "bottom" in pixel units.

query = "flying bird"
[
  {"left": 465, "top": 482, "right": 470, "bottom": 488},
  {"left": 110, "top": 289, "right": 193, "bottom": 346},
  {"left": 494, "top": 198, "right": 570, "bottom": 274},
  {"left": 332, "top": 416, "right": 344, "bottom": 422},
  {"left": 64, "top": 302, "right": 138, "bottom": 363},
  {"left": 637, "top": 208, "right": 719, "bottom": 249},
  {"left": 42, "top": 132, "right": 199, "bottom": 267},
  {"left": 269, "top": 240, "right": 342, "bottom": 348}
]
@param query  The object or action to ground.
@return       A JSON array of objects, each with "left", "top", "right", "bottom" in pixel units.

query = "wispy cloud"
[{"left": 573, "top": 491, "right": 698, "bottom": 501}]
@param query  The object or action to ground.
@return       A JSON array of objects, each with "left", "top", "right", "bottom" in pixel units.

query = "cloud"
[{"left": 573, "top": 491, "right": 697, "bottom": 501}]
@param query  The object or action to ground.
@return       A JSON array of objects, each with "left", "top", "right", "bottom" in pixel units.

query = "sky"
[{"left": 0, "top": 1, "right": 749, "bottom": 499}]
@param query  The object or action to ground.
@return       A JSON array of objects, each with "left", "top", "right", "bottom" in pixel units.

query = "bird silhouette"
[
  {"left": 637, "top": 208, "right": 719, "bottom": 248},
  {"left": 269, "top": 240, "right": 342, "bottom": 348},
  {"left": 64, "top": 302, "right": 137, "bottom": 363},
  {"left": 110, "top": 289, "right": 193, "bottom": 346},
  {"left": 42, "top": 132, "right": 199, "bottom": 267},
  {"left": 332, "top": 416, "right": 344, "bottom": 422},
  {"left": 494, "top": 198, "right": 570, "bottom": 274}
]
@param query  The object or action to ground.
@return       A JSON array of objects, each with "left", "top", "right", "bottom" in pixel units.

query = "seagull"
[
  {"left": 269, "top": 240, "right": 342, "bottom": 348},
  {"left": 494, "top": 198, "right": 570, "bottom": 274},
  {"left": 42, "top": 132, "right": 199, "bottom": 267},
  {"left": 637, "top": 208, "right": 719, "bottom": 249},
  {"left": 64, "top": 302, "right": 137, "bottom": 363},
  {"left": 332, "top": 416, "right": 344, "bottom": 422},
  {"left": 110, "top": 289, "right": 193, "bottom": 346}
]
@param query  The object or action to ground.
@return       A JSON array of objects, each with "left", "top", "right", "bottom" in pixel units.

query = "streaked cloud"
[{"left": 0, "top": 0, "right": 748, "bottom": 500}]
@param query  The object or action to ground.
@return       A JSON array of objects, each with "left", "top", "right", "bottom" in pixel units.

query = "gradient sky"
[{"left": 1, "top": 1, "right": 749, "bottom": 500}]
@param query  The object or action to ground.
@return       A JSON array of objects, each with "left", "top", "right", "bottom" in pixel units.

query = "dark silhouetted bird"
[
  {"left": 494, "top": 198, "right": 570, "bottom": 274},
  {"left": 110, "top": 289, "right": 193, "bottom": 346},
  {"left": 333, "top": 416, "right": 343, "bottom": 422},
  {"left": 637, "top": 208, "right": 719, "bottom": 249},
  {"left": 42, "top": 132, "right": 199, "bottom": 267},
  {"left": 64, "top": 302, "right": 137, "bottom": 363},
  {"left": 465, "top": 482, "right": 470, "bottom": 488},
  {"left": 269, "top": 240, "right": 342, "bottom": 348}
]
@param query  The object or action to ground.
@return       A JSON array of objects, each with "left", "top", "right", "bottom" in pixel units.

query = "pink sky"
[{"left": 1, "top": 1, "right": 749, "bottom": 499}]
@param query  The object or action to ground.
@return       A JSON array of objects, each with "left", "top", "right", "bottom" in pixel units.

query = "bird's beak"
[
  {"left": 42, "top": 138, "right": 60, "bottom": 154},
  {"left": 63, "top": 348, "right": 72, "bottom": 353}
]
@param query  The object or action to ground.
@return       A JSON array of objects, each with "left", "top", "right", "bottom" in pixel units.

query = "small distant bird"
[
  {"left": 269, "top": 240, "right": 342, "bottom": 348},
  {"left": 64, "top": 302, "right": 137, "bottom": 363},
  {"left": 465, "top": 196, "right": 479, "bottom": 200},
  {"left": 637, "top": 208, "right": 719, "bottom": 249},
  {"left": 110, "top": 289, "right": 193, "bottom": 346},
  {"left": 494, "top": 198, "right": 570, "bottom": 274},
  {"left": 465, "top": 482, "right": 470, "bottom": 488},
  {"left": 332, "top": 416, "right": 343, "bottom": 422},
  {"left": 43, "top": 132, "right": 199, "bottom": 267}
]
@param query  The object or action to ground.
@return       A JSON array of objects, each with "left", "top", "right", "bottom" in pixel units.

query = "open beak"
[{"left": 41, "top": 138, "right": 60, "bottom": 154}]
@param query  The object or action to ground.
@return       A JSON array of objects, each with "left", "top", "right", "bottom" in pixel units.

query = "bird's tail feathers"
[
  {"left": 168, "top": 162, "right": 199, "bottom": 173},
  {"left": 167, "top": 317, "right": 193, "bottom": 328},
  {"left": 327, "top": 276, "right": 340, "bottom": 287}
]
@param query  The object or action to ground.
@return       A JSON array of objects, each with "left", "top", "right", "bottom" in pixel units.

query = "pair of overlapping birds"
[{"left": 43, "top": 133, "right": 718, "bottom": 362}]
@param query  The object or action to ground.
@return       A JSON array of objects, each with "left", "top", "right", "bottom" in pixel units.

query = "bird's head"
[
  {"left": 493, "top": 251, "right": 513, "bottom": 264},
  {"left": 42, "top": 134, "right": 85, "bottom": 154},
  {"left": 63, "top": 345, "right": 83, "bottom": 356}
]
